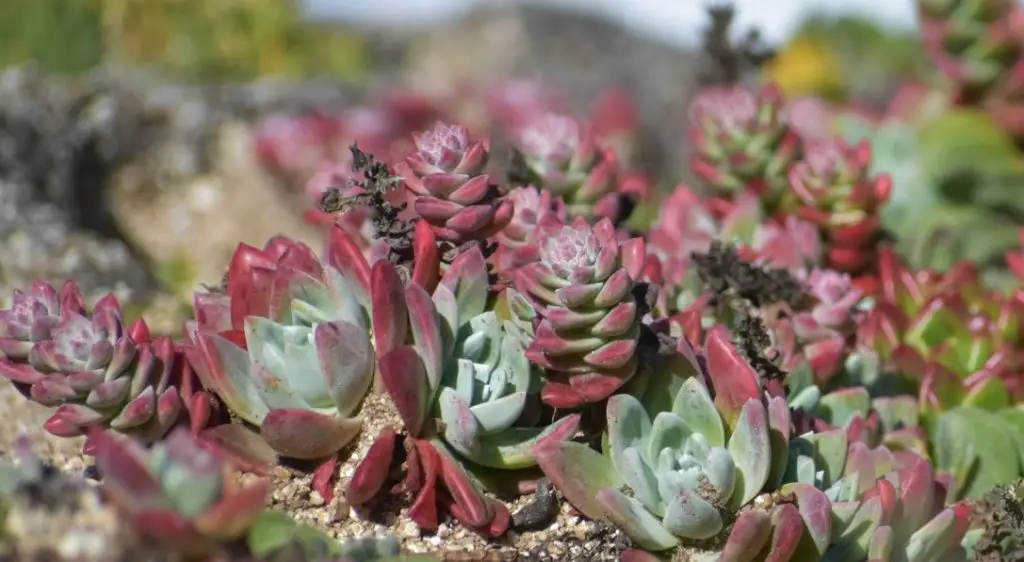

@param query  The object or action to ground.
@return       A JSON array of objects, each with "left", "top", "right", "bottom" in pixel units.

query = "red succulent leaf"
[
  {"left": 434, "top": 442, "right": 491, "bottom": 528},
  {"left": 197, "top": 424, "right": 278, "bottom": 475},
  {"left": 719, "top": 509, "right": 771, "bottom": 562},
  {"left": 412, "top": 220, "right": 441, "bottom": 292},
  {"left": 312, "top": 456, "right": 340, "bottom": 503},
  {"left": 371, "top": 261, "right": 409, "bottom": 355},
  {"left": 765, "top": 503, "right": 803, "bottom": 562},
  {"left": 378, "top": 346, "right": 430, "bottom": 437},
  {"left": 191, "top": 479, "right": 270, "bottom": 540},
  {"left": 705, "top": 326, "right": 761, "bottom": 428},
  {"left": 325, "top": 224, "right": 373, "bottom": 306},
  {"left": 346, "top": 428, "right": 398, "bottom": 505},
  {"left": 259, "top": 408, "right": 361, "bottom": 460},
  {"left": 132, "top": 509, "right": 198, "bottom": 544},
  {"left": 407, "top": 439, "right": 441, "bottom": 531}
]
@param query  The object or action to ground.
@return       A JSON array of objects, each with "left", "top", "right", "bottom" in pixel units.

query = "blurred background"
[{"left": 0, "top": 0, "right": 1018, "bottom": 333}]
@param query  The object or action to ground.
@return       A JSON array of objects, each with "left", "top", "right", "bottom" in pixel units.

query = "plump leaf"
[
  {"left": 534, "top": 440, "right": 623, "bottom": 523},
  {"left": 597, "top": 488, "right": 681, "bottom": 551},
  {"left": 727, "top": 400, "right": 771, "bottom": 509},
  {"left": 672, "top": 376, "right": 725, "bottom": 448},
  {"left": 935, "top": 406, "right": 1022, "bottom": 499}
]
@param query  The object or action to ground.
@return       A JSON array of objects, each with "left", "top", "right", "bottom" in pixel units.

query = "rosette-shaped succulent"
[
  {"left": 918, "top": 0, "right": 1024, "bottom": 104},
  {"left": 345, "top": 254, "right": 579, "bottom": 536},
  {"left": 92, "top": 428, "right": 269, "bottom": 556},
  {"left": 772, "top": 269, "right": 863, "bottom": 383},
  {"left": 0, "top": 280, "right": 212, "bottom": 447},
  {"left": 720, "top": 457, "right": 973, "bottom": 562},
  {"left": 688, "top": 83, "right": 801, "bottom": 213},
  {"left": 513, "top": 215, "right": 646, "bottom": 408},
  {"left": 789, "top": 385, "right": 930, "bottom": 457},
  {"left": 787, "top": 137, "right": 893, "bottom": 284},
  {"left": 184, "top": 225, "right": 387, "bottom": 465},
  {"left": 492, "top": 186, "right": 568, "bottom": 272},
  {"left": 513, "top": 112, "right": 629, "bottom": 222},
  {"left": 401, "top": 121, "right": 513, "bottom": 246},
  {"left": 534, "top": 328, "right": 792, "bottom": 550}
]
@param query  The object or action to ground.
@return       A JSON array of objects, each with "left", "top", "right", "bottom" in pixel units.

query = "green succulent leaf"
[
  {"left": 726, "top": 400, "right": 771, "bottom": 509},
  {"left": 596, "top": 488, "right": 680, "bottom": 551},
  {"left": 935, "top": 406, "right": 1023, "bottom": 499},
  {"left": 671, "top": 377, "right": 725, "bottom": 448}
]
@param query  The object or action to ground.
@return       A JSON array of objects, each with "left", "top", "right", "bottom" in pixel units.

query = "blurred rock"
[
  {"left": 0, "top": 65, "right": 359, "bottom": 306},
  {"left": 368, "top": 3, "right": 704, "bottom": 182}
]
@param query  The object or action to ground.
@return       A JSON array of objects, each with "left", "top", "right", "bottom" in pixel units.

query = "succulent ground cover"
[{"left": 7, "top": 3, "right": 1024, "bottom": 560}]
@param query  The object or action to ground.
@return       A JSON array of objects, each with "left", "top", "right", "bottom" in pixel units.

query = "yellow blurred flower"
[{"left": 763, "top": 35, "right": 844, "bottom": 101}]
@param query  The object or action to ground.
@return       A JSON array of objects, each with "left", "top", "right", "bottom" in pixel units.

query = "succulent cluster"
[{"left": 15, "top": 38, "right": 1024, "bottom": 558}]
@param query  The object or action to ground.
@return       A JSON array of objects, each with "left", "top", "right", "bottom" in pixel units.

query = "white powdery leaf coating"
[
  {"left": 808, "top": 269, "right": 857, "bottom": 305},
  {"left": 801, "top": 138, "right": 849, "bottom": 178},
  {"left": 416, "top": 122, "right": 471, "bottom": 166},
  {"left": 689, "top": 86, "right": 759, "bottom": 131},
  {"left": 540, "top": 225, "right": 600, "bottom": 273},
  {"left": 519, "top": 113, "right": 581, "bottom": 164}
]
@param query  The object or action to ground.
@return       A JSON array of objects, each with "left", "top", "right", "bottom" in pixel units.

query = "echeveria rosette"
[
  {"left": 0, "top": 280, "right": 212, "bottom": 448},
  {"left": 788, "top": 384, "right": 931, "bottom": 460},
  {"left": 787, "top": 137, "right": 893, "bottom": 285},
  {"left": 720, "top": 455, "right": 973, "bottom": 562},
  {"left": 401, "top": 121, "right": 514, "bottom": 246},
  {"left": 92, "top": 428, "right": 269, "bottom": 556},
  {"left": 688, "top": 83, "right": 801, "bottom": 214},
  {"left": 184, "top": 223, "right": 387, "bottom": 491},
  {"left": 534, "top": 327, "right": 791, "bottom": 551},
  {"left": 492, "top": 185, "right": 568, "bottom": 273},
  {"left": 345, "top": 253, "right": 579, "bottom": 537},
  {"left": 513, "top": 215, "right": 646, "bottom": 409},
  {"left": 514, "top": 112, "right": 629, "bottom": 222}
]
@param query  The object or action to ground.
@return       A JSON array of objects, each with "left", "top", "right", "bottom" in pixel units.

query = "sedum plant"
[
  {"left": 511, "top": 112, "right": 632, "bottom": 223},
  {"left": 513, "top": 215, "right": 647, "bottom": 408},
  {"left": 688, "top": 83, "right": 801, "bottom": 214},
  {"left": 491, "top": 185, "right": 568, "bottom": 273},
  {"left": 785, "top": 137, "right": 893, "bottom": 286},
  {"left": 399, "top": 121, "right": 513, "bottom": 248},
  {"left": 0, "top": 280, "right": 213, "bottom": 450}
]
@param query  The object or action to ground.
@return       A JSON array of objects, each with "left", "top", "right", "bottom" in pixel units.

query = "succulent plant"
[
  {"left": 787, "top": 137, "right": 893, "bottom": 286},
  {"left": 345, "top": 252, "right": 579, "bottom": 536},
  {"left": 183, "top": 225, "right": 404, "bottom": 499},
  {"left": 0, "top": 280, "right": 214, "bottom": 449},
  {"left": 860, "top": 247, "right": 1024, "bottom": 414},
  {"left": 771, "top": 269, "right": 864, "bottom": 384},
  {"left": 513, "top": 112, "right": 630, "bottom": 223},
  {"left": 720, "top": 460, "right": 973, "bottom": 562},
  {"left": 92, "top": 427, "right": 269, "bottom": 556},
  {"left": 788, "top": 385, "right": 930, "bottom": 458},
  {"left": 534, "top": 327, "right": 791, "bottom": 550},
  {"left": 491, "top": 185, "right": 568, "bottom": 273},
  {"left": 399, "top": 121, "right": 514, "bottom": 247},
  {"left": 688, "top": 83, "right": 801, "bottom": 214},
  {"left": 512, "top": 215, "right": 647, "bottom": 408},
  {"left": 918, "top": 0, "right": 1024, "bottom": 104}
]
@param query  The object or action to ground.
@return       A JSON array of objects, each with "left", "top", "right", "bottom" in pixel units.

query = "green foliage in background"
[
  {"left": 779, "top": 15, "right": 931, "bottom": 102},
  {"left": 0, "top": 0, "right": 365, "bottom": 81},
  {"left": 0, "top": 0, "right": 105, "bottom": 74}
]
